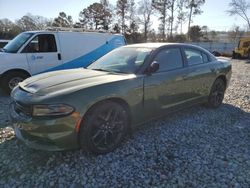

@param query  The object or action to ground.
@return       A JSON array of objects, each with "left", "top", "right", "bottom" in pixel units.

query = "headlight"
[{"left": 32, "top": 104, "right": 74, "bottom": 117}]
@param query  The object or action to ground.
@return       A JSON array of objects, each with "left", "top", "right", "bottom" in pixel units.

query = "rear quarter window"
[
  {"left": 184, "top": 48, "right": 203, "bottom": 66},
  {"left": 184, "top": 48, "right": 213, "bottom": 65}
]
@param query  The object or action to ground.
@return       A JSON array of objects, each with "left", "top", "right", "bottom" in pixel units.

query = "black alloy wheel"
[
  {"left": 80, "top": 101, "right": 129, "bottom": 154},
  {"left": 207, "top": 78, "right": 226, "bottom": 108}
]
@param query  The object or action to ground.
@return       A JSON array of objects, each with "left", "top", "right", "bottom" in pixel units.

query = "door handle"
[{"left": 58, "top": 53, "right": 61, "bottom": 60}]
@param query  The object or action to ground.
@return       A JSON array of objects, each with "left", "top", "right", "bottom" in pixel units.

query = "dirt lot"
[{"left": 0, "top": 59, "right": 249, "bottom": 187}]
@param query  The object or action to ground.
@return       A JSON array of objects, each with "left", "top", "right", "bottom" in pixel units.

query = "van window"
[
  {"left": 23, "top": 34, "right": 57, "bottom": 53},
  {"left": 154, "top": 48, "right": 183, "bottom": 72},
  {"left": 184, "top": 48, "right": 203, "bottom": 66},
  {"left": 3, "top": 33, "right": 33, "bottom": 53}
]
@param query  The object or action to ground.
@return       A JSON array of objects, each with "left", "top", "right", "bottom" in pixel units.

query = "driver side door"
[
  {"left": 143, "top": 47, "right": 191, "bottom": 118},
  {"left": 22, "top": 34, "right": 62, "bottom": 75}
]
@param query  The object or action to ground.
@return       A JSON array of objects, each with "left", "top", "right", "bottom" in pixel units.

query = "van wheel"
[
  {"left": 80, "top": 101, "right": 129, "bottom": 154},
  {"left": 206, "top": 78, "right": 226, "bottom": 108},
  {"left": 1, "top": 71, "right": 29, "bottom": 94}
]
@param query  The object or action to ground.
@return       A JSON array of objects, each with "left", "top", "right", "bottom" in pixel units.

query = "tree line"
[{"left": 0, "top": 0, "right": 249, "bottom": 43}]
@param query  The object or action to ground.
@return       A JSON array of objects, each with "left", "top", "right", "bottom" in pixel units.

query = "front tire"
[
  {"left": 206, "top": 78, "right": 226, "bottom": 108},
  {"left": 1, "top": 71, "right": 29, "bottom": 94},
  {"left": 80, "top": 101, "right": 129, "bottom": 154}
]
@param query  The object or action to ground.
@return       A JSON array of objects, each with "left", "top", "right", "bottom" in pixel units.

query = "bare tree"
[
  {"left": 100, "top": 0, "right": 109, "bottom": 7},
  {"left": 16, "top": 15, "right": 38, "bottom": 31},
  {"left": 167, "top": 0, "right": 179, "bottom": 40},
  {"left": 227, "top": 0, "right": 250, "bottom": 30},
  {"left": 116, "top": 0, "right": 129, "bottom": 34},
  {"left": 228, "top": 25, "right": 245, "bottom": 42},
  {"left": 152, "top": 0, "right": 168, "bottom": 39},
  {"left": 27, "top": 14, "right": 52, "bottom": 30},
  {"left": 138, "top": 0, "right": 153, "bottom": 41},
  {"left": 52, "top": 12, "right": 73, "bottom": 28},
  {"left": 185, "top": 0, "right": 205, "bottom": 39},
  {"left": 128, "top": 0, "right": 136, "bottom": 24},
  {"left": 100, "top": 0, "right": 113, "bottom": 30},
  {"left": 0, "top": 19, "right": 22, "bottom": 39},
  {"left": 210, "top": 30, "right": 217, "bottom": 42},
  {"left": 201, "top": 25, "right": 208, "bottom": 40},
  {"left": 176, "top": 0, "right": 188, "bottom": 33},
  {"left": 127, "top": 0, "right": 139, "bottom": 34},
  {"left": 79, "top": 3, "right": 112, "bottom": 30}
]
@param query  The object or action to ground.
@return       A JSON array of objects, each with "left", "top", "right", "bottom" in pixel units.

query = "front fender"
[
  {"left": 63, "top": 76, "right": 145, "bottom": 125},
  {"left": 0, "top": 52, "right": 31, "bottom": 75}
]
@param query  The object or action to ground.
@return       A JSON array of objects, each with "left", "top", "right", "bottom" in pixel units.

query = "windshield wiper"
[
  {"left": 109, "top": 70, "right": 127, "bottom": 74},
  {"left": 91, "top": 68, "right": 127, "bottom": 74},
  {"left": 91, "top": 68, "right": 111, "bottom": 72}
]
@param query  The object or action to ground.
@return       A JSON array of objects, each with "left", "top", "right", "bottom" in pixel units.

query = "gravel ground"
[{"left": 0, "top": 59, "right": 249, "bottom": 187}]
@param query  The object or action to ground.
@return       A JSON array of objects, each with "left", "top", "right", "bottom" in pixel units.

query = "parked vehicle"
[
  {"left": 0, "top": 30, "right": 125, "bottom": 93},
  {"left": 10, "top": 43, "right": 232, "bottom": 154},
  {"left": 189, "top": 41, "right": 236, "bottom": 57},
  {"left": 0, "top": 39, "right": 10, "bottom": 48},
  {"left": 232, "top": 37, "right": 250, "bottom": 59}
]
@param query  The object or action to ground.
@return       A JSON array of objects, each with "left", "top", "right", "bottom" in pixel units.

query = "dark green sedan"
[{"left": 10, "top": 43, "right": 231, "bottom": 154}]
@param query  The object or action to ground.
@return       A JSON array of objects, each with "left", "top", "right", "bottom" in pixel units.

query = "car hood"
[{"left": 19, "top": 68, "right": 135, "bottom": 95}]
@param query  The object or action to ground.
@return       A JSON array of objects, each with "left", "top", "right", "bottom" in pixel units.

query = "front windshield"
[
  {"left": 87, "top": 47, "right": 152, "bottom": 74},
  {"left": 3, "top": 33, "right": 33, "bottom": 53}
]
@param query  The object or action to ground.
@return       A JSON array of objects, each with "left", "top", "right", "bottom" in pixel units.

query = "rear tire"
[
  {"left": 80, "top": 101, "right": 129, "bottom": 154},
  {"left": 1, "top": 71, "right": 29, "bottom": 94},
  {"left": 206, "top": 78, "right": 226, "bottom": 108}
]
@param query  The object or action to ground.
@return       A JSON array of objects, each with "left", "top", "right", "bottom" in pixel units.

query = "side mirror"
[{"left": 147, "top": 61, "right": 159, "bottom": 74}]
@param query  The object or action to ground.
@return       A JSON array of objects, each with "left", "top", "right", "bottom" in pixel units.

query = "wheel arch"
[
  {"left": 81, "top": 97, "right": 133, "bottom": 133},
  {"left": 1, "top": 69, "right": 31, "bottom": 79},
  {"left": 216, "top": 75, "right": 227, "bottom": 87}
]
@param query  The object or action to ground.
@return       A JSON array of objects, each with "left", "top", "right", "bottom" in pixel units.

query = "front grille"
[{"left": 14, "top": 101, "right": 32, "bottom": 116}]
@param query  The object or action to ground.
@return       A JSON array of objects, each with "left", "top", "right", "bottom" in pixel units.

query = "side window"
[
  {"left": 202, "top": 52, "right": 209, "bottom": 63},
  {"left": 243, "top": 41, "right": 250, "bottom": 48},
  {"left": 154, "top": 48, "right": 183, "bottom": 72},
  {"left": 184, "top": 48, "right": 203, "bottom": 66},
  {"left": 23, "top": 34, "right": 57, "bottom": 53}
]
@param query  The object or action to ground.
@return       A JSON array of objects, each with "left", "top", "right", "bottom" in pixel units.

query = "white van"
[
  {"left": 0, "top": 30, "right": 126, "bottom": 93},
  {"left": 0, "top": 39, "right": 10, "bottom": 48}
]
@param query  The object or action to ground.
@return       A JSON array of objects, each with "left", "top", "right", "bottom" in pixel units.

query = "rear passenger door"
[
  {"left": 23, "top": 34, "right": 62, "bottom": 75},
  {"left": 183, "top": 47, "right": 215, "bottom": 99},
  {"left": 144, "top": 47, "right": 191, "bottom": 117}
]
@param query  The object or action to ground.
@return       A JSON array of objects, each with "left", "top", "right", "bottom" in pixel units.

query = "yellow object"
[{"left": 233, "top": 38, "right": 250, "bottom": 59}]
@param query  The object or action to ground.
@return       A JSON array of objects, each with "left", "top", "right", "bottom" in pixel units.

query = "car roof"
[
  {"left": 122, "top": 42, "right": 216, "bottom": 60},
  {"left": 123, "top": 42, "right": 203, "bottom": 49},
  {"left": 23, "top": 30, "right": 123, "bottom": 36}
]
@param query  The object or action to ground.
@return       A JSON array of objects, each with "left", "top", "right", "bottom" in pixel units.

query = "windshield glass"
[
  {"left": 3, "top": 33, "right": 33, "bottom": 53},
  {"left": 87, "top": 47, "right": 152, "bottom": 74}
]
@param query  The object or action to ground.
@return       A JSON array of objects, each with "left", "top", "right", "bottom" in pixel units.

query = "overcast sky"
[{"left": 0, "top": 0, "right": 248, "bottom": 32}]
